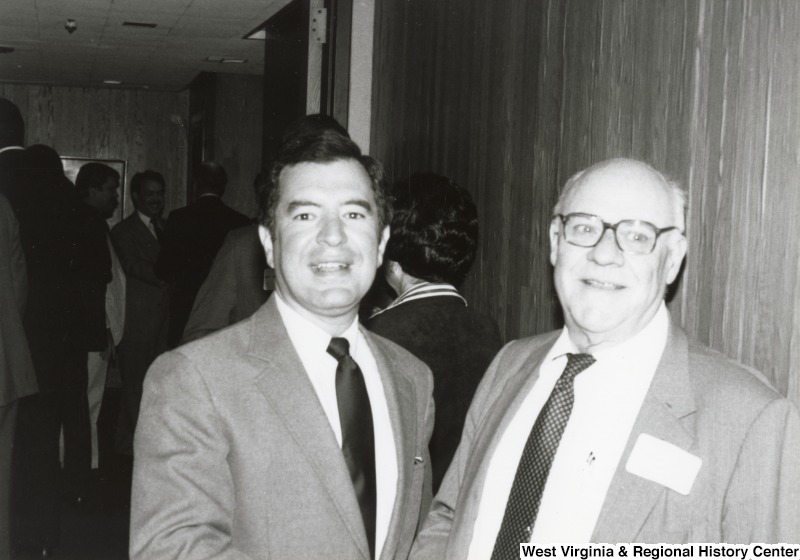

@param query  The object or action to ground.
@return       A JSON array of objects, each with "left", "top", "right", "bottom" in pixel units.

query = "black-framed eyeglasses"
[{"left": 556, "top": 213, "right": 683, "bottom": 255}]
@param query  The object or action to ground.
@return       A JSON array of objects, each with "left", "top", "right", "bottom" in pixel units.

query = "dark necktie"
[
  {"left": 150, "top": 217, "right": 164, "bottom": 242},
  {"left": 327, "top": 337, "right": 377, "bottom": 559},
  {"left": 491, "top": 352, "right": 596, "bottom": 559}
]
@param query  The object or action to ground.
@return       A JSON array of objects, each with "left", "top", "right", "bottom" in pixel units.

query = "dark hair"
[
  {"left": 385, "top": 172, "right": 479, "bottom": 286},
  {"left": 75, "top": 162, "right": 120, "bottom": 199},
  {"left": 194, "top": 162, "right": 227, "bottom": 196},
  {"left": 0, "top": 98, "right": 24, "bottom": 148},
  {"left": 24, "top": 144, "right": 64, "bottom": 179},
  {"left": 131, "top": 169, "right": 165, "bottom": 195},
  {"left": 280, "top": 114, "right": 350, "bottom": 146},
  {"left": 261, "top": 129, "right": 391, "bottom": 233}
]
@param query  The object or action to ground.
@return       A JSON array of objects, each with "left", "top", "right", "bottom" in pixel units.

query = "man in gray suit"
[
  {"left": 411, "top": 158, "right": 800, "bottom": 558},
  {"left": 131, "top": 129, "right": 434, "bottom": 559},
  {"left": 111, "top": 170, "right": 169, "bottom": 452}
]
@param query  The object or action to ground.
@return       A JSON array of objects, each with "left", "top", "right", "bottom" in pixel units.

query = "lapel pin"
[{"left": 413, "top": 456, "right": 424, "bottom": 465}]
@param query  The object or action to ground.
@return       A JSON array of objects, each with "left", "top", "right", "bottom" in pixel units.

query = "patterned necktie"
[
  {"left": 491, "top": 352, "right": 596, "bottom": 559},
  {"left": 327, "top": 337, "right": 377, "bottom": 559}
]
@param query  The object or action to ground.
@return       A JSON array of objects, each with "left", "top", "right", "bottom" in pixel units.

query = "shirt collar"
[
  {"left": 552, "top": 302, "right": 670, "bottom": 364},
  {"left": 370, "top": 281, "right": 466, "bottom": 318},
  {"left": 0, "top": 146, "right": 23, "bottom": 155},
  {"left": 137, "top": 210, "right": 154, "bottom": 226},
  {"left": 274, "top": 292, "right": 360, "bottom": 354}
]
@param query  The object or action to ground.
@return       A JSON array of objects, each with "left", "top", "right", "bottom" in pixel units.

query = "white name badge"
[{"left": 625, "top": 433, "right": 702, "bottom": 495}]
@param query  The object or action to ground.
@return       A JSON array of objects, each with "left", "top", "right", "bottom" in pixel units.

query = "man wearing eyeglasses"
[{"left": 411, "top": 158, "right": 799, "bottom": 557}]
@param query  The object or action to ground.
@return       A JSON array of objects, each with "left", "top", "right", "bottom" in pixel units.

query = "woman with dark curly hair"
[{"left": 365, "top": 172, "right": 502, "bottom": 492}]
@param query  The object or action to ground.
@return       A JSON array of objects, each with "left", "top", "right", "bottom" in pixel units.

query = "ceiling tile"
[{"left": 0, "top": 0, "right": 288, "bottom": 91}]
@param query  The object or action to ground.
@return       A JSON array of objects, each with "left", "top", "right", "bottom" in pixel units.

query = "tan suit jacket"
[
  {"left": 411, "top": 321, "right": 800, "bottom": 557},
  {"left": 131, "top": 296, "right": 435, "bottom": 559}
]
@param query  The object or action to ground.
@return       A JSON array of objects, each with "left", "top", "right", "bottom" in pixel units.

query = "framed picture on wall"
[{"left": 61, "top": 157, "right": 127, "bottom": 227}]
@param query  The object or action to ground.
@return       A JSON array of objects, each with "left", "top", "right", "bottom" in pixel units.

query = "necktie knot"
[
  {"left": 562, "top": 352, "right": 595, "bottom": 381},
  {"left": 327, "top": 337, "right": 351, "bottom": 361}
]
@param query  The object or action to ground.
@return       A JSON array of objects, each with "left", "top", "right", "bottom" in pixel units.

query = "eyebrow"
[{"left": 285, "top": 199, "right": 374, "bottom": 213}]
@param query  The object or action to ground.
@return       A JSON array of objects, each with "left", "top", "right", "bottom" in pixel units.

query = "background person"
[
  {"left": 111, "top": 170, "right": 169, "bottom": 454},
  {"left": 366, "top": 172, "right": 501, "bottom": 492}
]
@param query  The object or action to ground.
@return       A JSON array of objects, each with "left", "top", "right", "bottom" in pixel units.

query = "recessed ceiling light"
[
  {"left": 244, "top": 25, "right": 266, "bottom": 40},
  {"left": 103, "top": 79, "right": 122, "bottom": 85},
  {"left": 205, "top": 56, "right": 247, "bottom": 64},
  {"left": 123, "top": 21, "right": 157, "bottom": 28}
]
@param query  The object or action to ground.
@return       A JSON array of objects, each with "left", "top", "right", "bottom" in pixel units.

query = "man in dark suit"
[
  {"left": 131, "top": 130, "right": 435, "bottom": 559},
  {"left": 111, "top": 170, "right": 170, "bottom": 452},
  {"left": 11, "top": 155, "right": 114, "bottom": 555},
  {"left": 155, "top": 162, "right": 250, "bottom": 347},
  {"left": 71, "top": 162, "right": 118, "bottom": 488},
  {"left": 366, "top": 172, "right": 502, "bottom": 492},
  {"left": 411, "top": 159, "right": 800, "bottom": 558}
]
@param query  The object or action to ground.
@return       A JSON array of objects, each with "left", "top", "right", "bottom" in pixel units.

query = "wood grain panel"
[
  {"left": 0, "top": 83, "right": 188, "bottom": 216},
  {"left": 371, "top": 0, "right": 800, "bottom": 407},
  {"left": 213, "top": 73, "right": 264, "bottom": 219}
]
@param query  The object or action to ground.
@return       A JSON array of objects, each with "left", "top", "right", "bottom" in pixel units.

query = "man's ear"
[
  {"left": 665, "top": 234, "right": 688, "bottom": 285},
  {"left": 376, "top": 225, "right": 390, "bottom": 266},
  {"left": 549, "top": 217, "right": 561, "bottom": 267},
  {"left": 258, "top": 224, "right": 275, "bottom": 269}
]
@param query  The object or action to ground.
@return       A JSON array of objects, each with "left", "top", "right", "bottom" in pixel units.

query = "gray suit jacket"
[
  {"left": 111, "top": 213, "right": 169, "bottom": 360},
  {"left": 411, "top": 321, "right": 800, "bottom": 557},
  {"left": 131, "top": 296, "right": 435, "bottom": 560},
  {"left": 182, "top": 223, "right": 269, "bottom": 344},
  {"left": 0, "top": 193, "right": 37, "bottom": 406}
]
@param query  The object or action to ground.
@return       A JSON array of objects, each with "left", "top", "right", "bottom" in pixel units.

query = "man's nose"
[
  {"left": 317, "top": 215, "right": 346, "bottom": 246},
  {"left": 588, "top": 227, "right": 624, "bottom": 265}
]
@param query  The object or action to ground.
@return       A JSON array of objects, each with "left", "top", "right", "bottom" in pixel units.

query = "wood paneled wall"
[
  {"left": 371, "top": 0, "right": 800, "bottom": 407},
  {"left": 213, "top": 73, "right": 264, "bottom": 219},
  {"left": 0, "top": 84, "right": 189, "bottom": 215}
]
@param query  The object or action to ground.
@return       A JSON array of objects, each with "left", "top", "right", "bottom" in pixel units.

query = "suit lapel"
[
  {"left": 247, "top": 298, "right": 370, "bottom": 559},
  {"left": 592, "top": 322, "right": 697, "bottom": 542},
  {"left": 363, "top": 329, "right": 416, "bottom": 560},
  {"left": 448, "top": 335, "right": 558, "bottom": 557}
]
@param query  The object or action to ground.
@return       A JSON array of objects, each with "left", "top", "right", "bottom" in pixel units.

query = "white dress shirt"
[
  {"left": 468, "top": 304, "right": 669, "bottom": 554},
  {"left": 137, "top": 210, "right": 158, "bottom": 240},
  {"left": 275, "top": 294, "right": 398, "bottom": 558}
]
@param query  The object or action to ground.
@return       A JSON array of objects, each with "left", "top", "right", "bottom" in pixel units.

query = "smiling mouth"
[
  {"left": 583, "top": 279, "right": 624, "bottom": 290},
  {"left": 311, "top": 262, "right": 350, "bottom": 272}
]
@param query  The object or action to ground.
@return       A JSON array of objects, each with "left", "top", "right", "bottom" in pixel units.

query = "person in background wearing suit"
[
  {"left": 180, "top": 172, "right": 270, "bottom": 343},
  {"left": 365, "top": 172, "right": 502, "bottom": 493},
  {"left": 182, "top": 114, "right": 350, "bottom": 344},
  {"left": 111, "top": 170, "right": 169, "bottom": 454},
  {"left": 0, "top": 104, "right": 39, "bottom": 558},
  {"left": 85, "top": 175, "right": 126, "bottom": 475},
  {"left": 0, "top": 177, "right": 38, "bottom": 557},
  {"left": 411, "top": 158, "right": 800, "bottom": 558},
  {"left": 11, "top": 154, "right": 113, "bottom": 555},
  {"left": 155, "top": 161, "right": 250, "bottom": 347},
  {"left": 131, "top": 129, "right": 435, "bottom": 560},
  {"left": 73, "top": 162, "right": 119, "bottom": 494}
]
